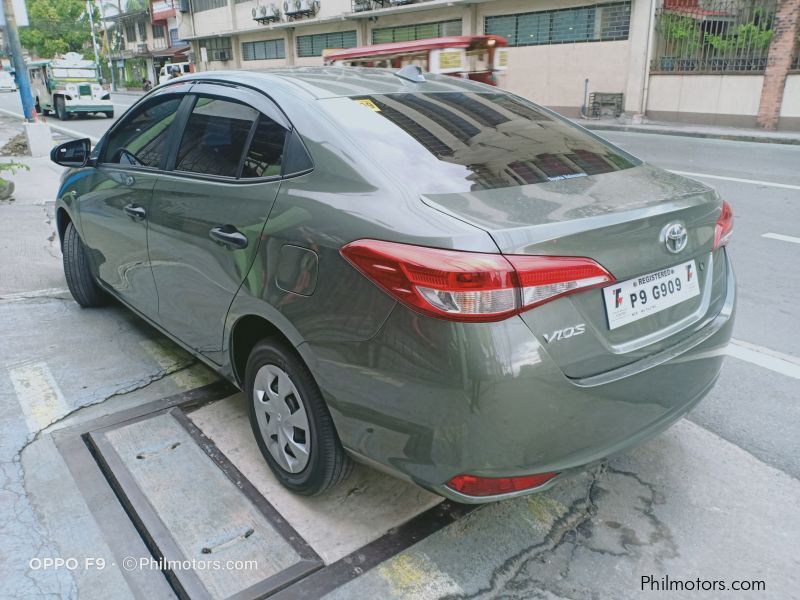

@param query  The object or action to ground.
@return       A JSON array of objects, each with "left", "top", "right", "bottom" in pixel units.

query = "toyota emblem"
[{"left": 663, "top": 223, "right": 688, "bottom": 254}]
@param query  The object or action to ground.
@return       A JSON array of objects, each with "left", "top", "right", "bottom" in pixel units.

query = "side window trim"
[
  {"left": 162, "top": 94, "right": 199, "bottom": 172},
  {"left": 188, "top": 82, "right": 290, "bottom": 130},
  {"left": 235, "top": 115, "right": 262, "bottom": 179}
]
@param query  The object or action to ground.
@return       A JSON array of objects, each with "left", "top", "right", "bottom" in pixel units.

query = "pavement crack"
[{"left": 12, "top": 359, "right": 198, "bottom": 462}]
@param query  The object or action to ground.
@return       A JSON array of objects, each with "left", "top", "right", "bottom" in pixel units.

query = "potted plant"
[{"left": 0, "top": 161, "right": 30, "bottom": 201}]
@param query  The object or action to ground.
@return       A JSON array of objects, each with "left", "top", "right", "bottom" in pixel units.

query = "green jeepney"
[{"left": 28, "top": 53, "right": 114, "bottom": 120}]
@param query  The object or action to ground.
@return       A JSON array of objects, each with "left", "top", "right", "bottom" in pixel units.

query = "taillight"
[
  {"left": 713, "top": 200, "right": 734, "bottom": 249},
  {"left": 340, "top": 239, "right": 613, "bottom": 322},
  {"left": 447, "top": 472, "right": 558, "bottom": 497}
]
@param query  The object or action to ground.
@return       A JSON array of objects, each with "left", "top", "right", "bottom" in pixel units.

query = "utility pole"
[
  {"left": 1, "top": 0, "right": 35, "bottom": 121},
  {"left": 99, "top": 0, "right": 117, "bottom": 91},
  {"left": 86, "top": 0, "right": 101, "bottom": 76}
]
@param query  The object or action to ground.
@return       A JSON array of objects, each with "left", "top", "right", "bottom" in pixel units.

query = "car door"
[
  {"left": 147, "top": 83, "right": 290, "bottom": 362},
  {"left": 78, "top": 88, "right": 189, "bottom": 316}
]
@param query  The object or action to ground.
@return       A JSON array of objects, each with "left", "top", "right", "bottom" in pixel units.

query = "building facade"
[
  {"left": 176, "top": 0, "right": 800, "bottom": 130},
  {"left": 105, "top": 0, "right": 190, "bottom": 86}
]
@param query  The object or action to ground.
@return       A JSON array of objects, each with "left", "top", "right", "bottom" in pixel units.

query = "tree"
[{"left": 19, "top": 0, "right": 99, "bottom": 59}]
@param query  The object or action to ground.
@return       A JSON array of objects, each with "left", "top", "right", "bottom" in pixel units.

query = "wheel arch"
[
  {"left": 55, "top": 206, "right": 73, "bottom": 248},
  {"left": 229, "top": 313, "right": 311, "bottom": 389}
]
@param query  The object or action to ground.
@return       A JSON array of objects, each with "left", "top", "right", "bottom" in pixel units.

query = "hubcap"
[{"left": 252, "top": 364, "right": 311, "bottom": 473}]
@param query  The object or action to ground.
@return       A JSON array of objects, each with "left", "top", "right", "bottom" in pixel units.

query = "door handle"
[
  {"left": 209, "top": 225, "right": 248, "bottom": 250},
  {"left": 123, "top": 204, "right": 146, "bottom": 221}
]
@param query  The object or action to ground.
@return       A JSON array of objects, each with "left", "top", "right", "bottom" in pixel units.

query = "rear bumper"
[{"left": 306, "top": 250, "right": 736, "bottom": 503}]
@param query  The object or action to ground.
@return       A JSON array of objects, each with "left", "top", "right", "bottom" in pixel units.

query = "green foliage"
[
  {"left": 0, "top": 161, "right": 30, "bottom": 186},
  {"left": 705, "top": 23, "right": 774, "bottom": 54},
  {"left": 660, "top": 14, "right": 703, "bottom": 55},
  {"left": 19, "top": 0, "right": 100, "bottom": 59}
]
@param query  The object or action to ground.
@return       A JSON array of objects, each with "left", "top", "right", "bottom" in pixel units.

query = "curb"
[{"left": 579, "top": 122, "right": 800, "bottom": 146}]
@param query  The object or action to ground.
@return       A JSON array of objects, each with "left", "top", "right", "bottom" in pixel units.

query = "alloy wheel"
[{"left": 252, "top": 364, "right": 311, "bottom": 473}]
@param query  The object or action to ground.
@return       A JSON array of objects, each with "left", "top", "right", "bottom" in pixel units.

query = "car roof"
[{"left": 177, "top": 67, "right": 494, "bottom": 100}]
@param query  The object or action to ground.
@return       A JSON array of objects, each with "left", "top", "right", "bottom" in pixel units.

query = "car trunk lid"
[{"left": 421, "top": 165, "right": 729, "bottom": 378}]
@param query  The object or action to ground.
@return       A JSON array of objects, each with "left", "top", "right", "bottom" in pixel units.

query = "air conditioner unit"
[
  {"left": 284, "top": 0, "right": 315, "bottom": 15},
  {"left": 353, "top": 0, "right": 371, "bottom": 11},
  {"left": 211, "top": 50, "right": 230, "bottom": 61},
  {"left": 253, "top": 3, "right": 280, "bottom": 20}
]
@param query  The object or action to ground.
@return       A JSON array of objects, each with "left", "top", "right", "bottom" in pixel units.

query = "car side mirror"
[{"left": 51, "top": 138, "right": 92, "bottom": 168}]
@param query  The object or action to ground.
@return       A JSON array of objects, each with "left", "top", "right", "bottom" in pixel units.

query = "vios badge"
[{"left": 662, "top": 223, "right": 688, "bottom": 254}]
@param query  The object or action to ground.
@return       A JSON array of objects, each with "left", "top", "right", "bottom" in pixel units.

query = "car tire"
[
  {"left": 246, "top": 339, "right": 353, "bottom": 496},
  {"left": 55, "top": 96, "right": 67, "bottom": 120},
  {"left": 105, "top": 111, "right": 114, "bottom": 119},
  {"left": 62, "top": 222, "right": 108, "bottom": 308}
]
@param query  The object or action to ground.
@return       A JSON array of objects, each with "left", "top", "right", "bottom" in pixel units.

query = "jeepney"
[{"left": 28, "top": 53, "right": 114, "bottom": 120}]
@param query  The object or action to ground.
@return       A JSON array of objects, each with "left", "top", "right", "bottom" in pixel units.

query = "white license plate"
[{"left": 602, "top": 260, "right": 700, "bottom": 330}]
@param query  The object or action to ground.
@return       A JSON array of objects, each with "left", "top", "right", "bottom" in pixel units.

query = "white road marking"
[
  {"left": 8, "top": 362, "right": 69, "bottom": 434},
  {"left": 727, "top": 339, "right": 800, "bottom": 380},
  {"left": 762, "top": 232, "right": 800, "bottom": 245},
  {"left": 0, "top": 288, "right": 71, "bottom": 302},
  {"left": 669, "top": 170, "right": 800, "bottom": 191},
  {"left": 0, "top": 107, "right": 100, "bottom": 143}
]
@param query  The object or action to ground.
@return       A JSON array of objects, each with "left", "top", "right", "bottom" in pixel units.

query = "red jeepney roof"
[{"left": 324, "top": 35, "right": 507, "bottom": 62}]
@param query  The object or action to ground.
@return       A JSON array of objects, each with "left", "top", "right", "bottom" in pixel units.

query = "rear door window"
[
  {"left": 324, "top": 92, "right": 640, "bottom": 193},
  {"left": 174, "top": 97, "right": 258, "bottom": 178},
  {"left": 240, "top": 116, "right": 287, "bottom": 179}
]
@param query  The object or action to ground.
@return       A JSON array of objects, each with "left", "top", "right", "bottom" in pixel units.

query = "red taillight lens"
[
  {"left": 341, "top": 239, "right": 614, "bottom": 322},
  {"left": 447, "top": 472, "right": 559, "bottom": 497},
  {"left": 713, "top": 200, "right": 734, "bottom": 250},
  {"left": 507, "top": 255, "right": 614, "bottom": 311}
]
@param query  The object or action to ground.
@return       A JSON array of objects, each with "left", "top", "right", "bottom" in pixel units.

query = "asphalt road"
[
  {"left": 1, "top": 93, "right": 798, "bottom": 598},
  {"left": 0, "top": 90, "right": 139, "bottom": 142}
]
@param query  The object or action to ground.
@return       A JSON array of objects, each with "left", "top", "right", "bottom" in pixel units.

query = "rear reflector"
[
  {"left": 447, "top": 472, "right": 559, "bottom": 497},
  {"left": 713, "top": 200, "right": 734, "bottom": 250},
  {"left": 341, "top": 239, "right": 613, "bottom": 322}
]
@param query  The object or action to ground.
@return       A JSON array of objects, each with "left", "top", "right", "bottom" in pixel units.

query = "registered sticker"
[{"left": 355, "top": 98, "right": 381, "bottom": 112}]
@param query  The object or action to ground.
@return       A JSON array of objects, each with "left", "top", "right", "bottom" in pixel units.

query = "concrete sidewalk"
[{"left": 577, "top": 117, "right": 800, "bottom": 145}]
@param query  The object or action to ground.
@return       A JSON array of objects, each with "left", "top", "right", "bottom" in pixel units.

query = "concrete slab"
[
  {"left": 189, "top": 394, "right": 443, "bottom": 564},
  {"left": 97, "top": 411, "right": 312, "bottom": 599}
]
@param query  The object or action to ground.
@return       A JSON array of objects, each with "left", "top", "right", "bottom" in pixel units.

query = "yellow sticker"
[{"left": 355, "top": 98, "right": 381, "bottom": 112}]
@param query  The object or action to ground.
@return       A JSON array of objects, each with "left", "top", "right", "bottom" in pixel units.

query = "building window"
[
  {"left": 296, "top": 30, "right": 357, "bottom": 58},
  {"left": 137, "top": 20, "right": 147, "bottom": 40},
  {"left": 191, "top": 0, "right": 226, "bottom": 13},
  {"left": 153, "top": 24, "right": 166, "bottom": 39},
  {"left": 651, "top": 0, "right": 776, "bottom": 73},
  {"left": 242, "top": 39, "right": 286, "bottom": 61},
  {"left": 169, "top": 28, "right": 180, "bottom": 46},
  {"left": 485, "top": 2, "right": 631, "bottom": 47},
  {"left": 199, "top": 37, "right": 232, "bottom": 51},
  {"left": 372, "top": 19, "right": 462, "bottom": 44},
  {"left": 124, "top": 22, "right": 137, "bottom": 44}
]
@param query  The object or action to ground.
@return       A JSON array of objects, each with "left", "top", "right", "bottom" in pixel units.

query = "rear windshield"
[{"left": 324, "top": 92, "right": 640, "bottom": 193}]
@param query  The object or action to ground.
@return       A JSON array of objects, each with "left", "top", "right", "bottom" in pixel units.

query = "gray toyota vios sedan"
[{"left": 51, "top": 67, "right": 735, "bottom": 503}]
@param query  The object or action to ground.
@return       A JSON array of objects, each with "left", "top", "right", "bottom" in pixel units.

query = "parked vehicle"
[
  {"left": 50, "top": 68, "right": 735, "bottom": 502},
  {"left": 324, "top": 35, "right": 509, "bottom": 86},
  {"left": 0, "top": 71, "right": 17, "bottom": 92},
  {"left": 158, "top": 62, "right": 192, "bottom": 81},
  {"left": 28, "top": 53, "right": 113, "bottom": 120}
]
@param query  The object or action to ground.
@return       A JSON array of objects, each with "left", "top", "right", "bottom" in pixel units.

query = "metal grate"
[
  {"left": 651, "top": 0, "right": 776, "bottom": 73},
  {"left": 296, "top": 30, "right": 357, "bottom": 57},
  {"left": 371, "top": 19, "right": 462, "bottom": 44},
  {"left": 484, "top": 2, "right": 631, "bottom": 47},
  {"left": 191, "top": 0, "right": 226, "bottom": 12},
  {"left": 587, "top": 92, "right": 624, "bottom": 118},
  {"left": 242, "top": 39, "right": 286, "bottom": 61}
]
